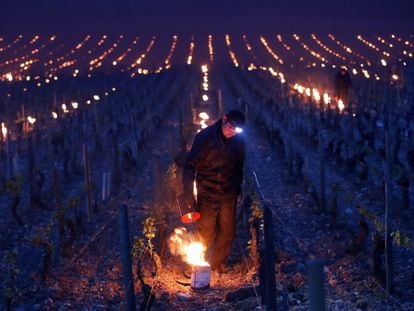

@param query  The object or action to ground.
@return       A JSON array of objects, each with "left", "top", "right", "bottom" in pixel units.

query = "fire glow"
[
  {"left": 168, "top": 227, "right": 209, "bottom": 266},
  {"left": 1, "top": 122, "right": 7, "bottom": 139}
]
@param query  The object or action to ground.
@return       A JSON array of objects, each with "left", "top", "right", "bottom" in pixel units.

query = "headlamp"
[{"left": 235, "top": 127, "right": 243, "bottom": 134}]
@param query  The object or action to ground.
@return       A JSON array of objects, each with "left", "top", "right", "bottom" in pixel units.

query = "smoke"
[{"left": 167, "top": 227, "right": 193, "bottom": 258}]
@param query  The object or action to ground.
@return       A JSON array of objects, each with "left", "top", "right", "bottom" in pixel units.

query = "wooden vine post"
[
  {"left": 83, "top": 144, "right": 93, "bottom": 221},
  {"left": 102, "top": 172, "right": 111, "bottom": 201},
  {"left": 131, "top": 113, "right": 140, "bottom": 157},
  {"left": 118, "top": 204, "right": 136, "bottom": 311},
  {"left": 28, "top": 136, "right": 35, "bottom": 208},
  {"left": 154, "top": 153, "right": 161, "bottom": 200},
  {"left": 5, "top": 122, "right": 12, "bottom": 180},
  {"left": 307, "top": 260, "right": 326, "bottom": 311},
  {"left": 218, "top": 89, "right": 223, "bottom": 116},
  {"left": 112, "top": 134, "right": 121, "bottom": 194},
  {"left": 384, "top": 85, "right": 395, "bottom": 293},
  {"left": 262, "top": 203, "right": 277, "bottom": 310},
  {"left": 318, "top": 105, "right": 326, "bottom": 212},
  {"left": 53, "top": 165, "right": 66, "bottom": 255},
  {"left": 253, "top": 170, "right": 276, "bottom": 310}
]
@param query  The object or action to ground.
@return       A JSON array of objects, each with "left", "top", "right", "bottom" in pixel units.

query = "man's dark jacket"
[{"left": 183, "top": 119, "right": 245, "bottom": 204}]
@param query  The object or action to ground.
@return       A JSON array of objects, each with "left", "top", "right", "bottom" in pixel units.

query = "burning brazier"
[
  {"left": 191, "top": 263, "right": 211, "bottom": 290},
  {"left": 168, "top": 230, "right": 211, "bottom": 289},
  {"left": 185, "top": 242, "right": 211, "bottom": 290}
]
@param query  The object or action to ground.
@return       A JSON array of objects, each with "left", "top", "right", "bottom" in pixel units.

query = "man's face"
[{"left": 222, "top": 119, "right": 238, "bottom": 138}]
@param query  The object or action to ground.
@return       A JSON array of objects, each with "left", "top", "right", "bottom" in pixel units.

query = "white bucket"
[{"left": 191, "top": 265, "right": 211, "bottom": 290}]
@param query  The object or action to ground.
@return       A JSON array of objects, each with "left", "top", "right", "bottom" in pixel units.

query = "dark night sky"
[{"left": 0, "top": 0, "right": 413, "bottom": 35}]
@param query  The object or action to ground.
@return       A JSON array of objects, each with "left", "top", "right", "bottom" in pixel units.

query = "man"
[
  {"left": 334, "top": 66, "right": 353, "bottom": 104},
  {"left": 181, "top": 109, "right": 245, "bottom": 272}
]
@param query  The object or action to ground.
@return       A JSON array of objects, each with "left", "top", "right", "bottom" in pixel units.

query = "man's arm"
[
  {"left": 182, "top": 132, "right": 208, "bottom": 198},
  {"left": 234, "top": 140, "right": 246, "bottom": 195}
]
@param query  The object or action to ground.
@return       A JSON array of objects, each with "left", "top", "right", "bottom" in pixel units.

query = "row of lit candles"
[
  {"left": 2, "top": 34, "right": 410, "bottom": 84},
  {"left": 199, "top": 64, "right": 211, "bottom": 130},
  {"left": 1, "top": 34, "right": 411, "bottom": 90},
  {"left": 377, "top": 35, "right": 413, "bottom": 60},
  {"left": 208, "top": 35, "right": 214, "bottom": 63},
  {"left": 292, "top": 83, "right": 345, "bottom": 113},
  {"left": 328, "top": 34, "right": 371, "bottom": 66},
  {"left": 186, "top": 35, "right": 195, "bottom": 65},
  {"left": 242, "top": 35, "right": 259, "bottom": 68},
  {"left": 260, "top": 36, "right": 284, "bottom": 65},
  {"left": 0, "top": 86, "right": 119, "bottom": 141},
  {"left": 225, "top": 34, "right": 239, "bottom": 68}
]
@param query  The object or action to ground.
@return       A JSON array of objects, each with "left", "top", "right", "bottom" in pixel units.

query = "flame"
[
  {"left": 168, "top": 227, "right": 209, "bottom": 266},
  {"left": 312, "top": 89, "right": 320, "bottom": 102},
  {"left": 323, "top": 93, "right": 330, "bottom": 105},
  {"left": 199, "top": 112, "right": 209, "bottom": 120},
  {"left": 193, "top": 180, "right": 197, "bottom": 202},
  {"left": 27, "top": 116, "right": 36, "bottom": 125},
  {"left": 1, "top": 122, "right": 7, "bottom": 139},
  {"left": 61, "top": 103, "right": 68, "bottom": 113},
  {"left": 184, "top": 242, "right": 209, "bottom": 266},
  {"left": 338, "top": 99, "right": 345, "bottom": 112}
]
